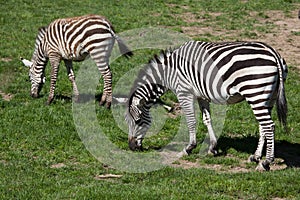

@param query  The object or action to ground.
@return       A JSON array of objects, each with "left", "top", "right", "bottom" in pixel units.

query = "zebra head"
[
  {"left": 126, "top": 96, "right": 151, "bottom": 151},
  {"left": 29, "top": 66, "right": 46, "bottom": 98},
  {"left": 21, "top": 57, "right": 45, "bottom": 98}
]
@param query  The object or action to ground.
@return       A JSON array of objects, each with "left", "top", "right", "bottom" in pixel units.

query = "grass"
[{"left": 1, "top": 0, "right": 300, "bottom": 199}]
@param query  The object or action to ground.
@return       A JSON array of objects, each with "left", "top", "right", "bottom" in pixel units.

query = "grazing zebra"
[
  {"left": 126, "top": 41, "right": 288, "bottom": 171},
  {"left": 21, "top": 14, "right": 133, "bottom": 107}
]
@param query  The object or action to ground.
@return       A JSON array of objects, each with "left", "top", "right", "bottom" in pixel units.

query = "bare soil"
[
  {"left": 180, "top": 8, "right": 300, "bottom": 69},
  {"left": 0, "top": 90, "right": 13, "bottom": 101},
  {"left": 254, "top": 9, "right": 300, "bottom": 69},
  {"left": 170, "top": 155, "right": 288, "bottom": 173}
]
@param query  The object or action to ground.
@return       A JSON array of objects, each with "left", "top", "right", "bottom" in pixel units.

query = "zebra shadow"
[
  {"left": 65, "top": 93, "right": 102, "bottom": 104},
  {"left": 217, "top": 136, "right": 300, "bottom": 168},
  {"left": 57, "top": 93, "right": 127, "bottom": 105},
  {"left": 55, "top": 94, "right": 72, "bottom": 103}
]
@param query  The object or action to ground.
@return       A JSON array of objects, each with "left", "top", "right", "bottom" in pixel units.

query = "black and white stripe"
[
  {"left": 23, "top": 14, "right": 132, "bottom": 107},
  {"left": 126, "top": 40, "right": 287, "bottom": 171}
]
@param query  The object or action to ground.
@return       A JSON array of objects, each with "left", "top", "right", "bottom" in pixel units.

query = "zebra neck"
[
  {"left": 32, "top": 27, "right": 47, "bottom": 61},
  {"left": 133, "top": 83, "right": 166, "bottom": 105}
]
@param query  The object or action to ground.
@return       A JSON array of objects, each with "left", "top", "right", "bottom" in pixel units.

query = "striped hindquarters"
[
  {"left": 173, "top": 41, "right": 287, "bottom": 127},
  {"left": 45, "top": 15, "right": 116, "bottom": 60},
  {"left": 175, "top": 41, "right": 284, "bottom": 105}
]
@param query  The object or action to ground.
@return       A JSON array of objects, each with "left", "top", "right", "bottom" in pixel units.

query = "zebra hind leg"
[
  {"left": 249, "top": 125, "right": 265, "bottom": 163},
  {"left": 98, "top": 73, "right": 112, "bottom": 109},
  {"left": 254, "top": 124, "right": 275, "bottom": 171},
  {"left": 249, "top": 106, "right": 275, "bottom": 171},
  {"left": 198, "top": 99, "right": 218, "bottom": 155},
  {"left": 90, "top": 51, "right": 113, "bottom": 109}
]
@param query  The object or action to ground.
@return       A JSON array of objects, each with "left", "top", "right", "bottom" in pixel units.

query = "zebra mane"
[
  {"left": 149, "top": 49, "right": 172, "bottom": 65},
  {"left": 128, "top": 49, "right": 172, "bottom": 108},
  {"left": 31, "top": 26, "right": 48, "bottom": 61}
]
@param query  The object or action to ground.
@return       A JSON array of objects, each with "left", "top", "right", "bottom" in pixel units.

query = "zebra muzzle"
[
  {"left": 128, "top": 137, "right": 143, "bottom": 151},
  {"left": 30, "top": 91, "right": 39, "bottom": 98}
]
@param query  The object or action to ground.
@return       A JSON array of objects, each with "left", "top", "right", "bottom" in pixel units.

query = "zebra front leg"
[
  {"left": 198, "top": 99, "right": 218, "bottom": 155},
  {"left": 64, "top": 60, "right": 79, "bottom": 102},
  {"left": 47, "top": 55, "right": 61, "bottom": 105},
  {"left": 178, "top": 94, "right": 197, "bottom": 155},
  {"left": 91, "top": 51, "right": 112, "bottom": 109}
]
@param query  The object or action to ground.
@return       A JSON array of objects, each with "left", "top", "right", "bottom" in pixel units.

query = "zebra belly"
[
  {"left": 60, "top": 47, "right": 89, "bottom": 61},
  {"left": 71, "top": 52, "right": 89, "bottom": 61},
  {"left": 226, "top": 93, "right": 244, "bottom": 104}
]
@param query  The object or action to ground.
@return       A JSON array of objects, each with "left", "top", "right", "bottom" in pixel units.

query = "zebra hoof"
[
  {"left": 99, "top": 100, "right": 105, "bottom": 106},
  {"left": 208, "top": 149, "right": 218, "bottom": 156},
  {"left": 248, "top": 155, "right": 259, "bottom": 163},
  {"left": 105, "top": 102, "right": 111, "bottom": 109},
  {"left": 46, "top": 96, "right": 54, "bottom": 105},
  {"left": 185, "top": 144, "right": 197, "bottom": 155},
  {"left": 255, "top": 160, "right": 270, "bottom": 171},
  {"left": 73, "top": 95, "right": 79, "bottom": 103},
  {"left": 177, "top": 149, "right": 189, "bottom": 157}
]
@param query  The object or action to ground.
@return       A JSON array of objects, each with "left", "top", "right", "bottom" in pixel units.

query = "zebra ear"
[
  {"left": 20, "top": 57, "right": 33, "bottom": 67},
  {"left": 112, "top": 96, "right": 129, "bottom": 105}
]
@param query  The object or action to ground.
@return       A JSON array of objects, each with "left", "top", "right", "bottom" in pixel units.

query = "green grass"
[{"left": 1, "top": 0, "right": 300, "bottom": 199}]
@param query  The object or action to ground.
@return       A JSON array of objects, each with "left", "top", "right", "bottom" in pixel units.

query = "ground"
[
  {"left": 180, "top": 8, "right": 300, "bottom": 69},
  {"left": 1, "top": 6, "right": 299, "bottom": 173}
]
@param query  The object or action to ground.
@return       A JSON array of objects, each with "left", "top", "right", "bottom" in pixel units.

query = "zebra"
[
  {"left": 125, "top": 40, "right": 288, "bottom": 171},
  {"left": 21, "top": 14, "right": 133, "bottom": 108}
]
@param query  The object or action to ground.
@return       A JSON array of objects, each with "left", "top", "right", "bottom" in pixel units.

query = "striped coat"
[
  {"left": 22, "top": 15, "right": 132, "bottom": 107},
  {"left": 126, "top": 41, "right": 287, "bottom": 171}
]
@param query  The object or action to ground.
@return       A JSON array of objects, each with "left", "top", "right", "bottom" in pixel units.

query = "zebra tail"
[
  {"left": 108, "top": 26, "right": 133, "bottom": 58},
  {"left": 115, "top": 36, "right": 133, "bottom": 58},
  {"left": 276, "top": 62, "right": 288, "bottom": 130}
]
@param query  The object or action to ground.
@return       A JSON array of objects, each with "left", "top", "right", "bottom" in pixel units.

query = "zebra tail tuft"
[
  {"left": 115, "top": 36, "right": 133, "bottom": 58},
  {"left": 276, "top": 75, "right": 288, "bottom": 131}
]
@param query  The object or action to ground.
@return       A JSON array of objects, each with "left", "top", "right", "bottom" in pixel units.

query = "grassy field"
[{"left": 1, "top": 0, "right": 300, "bottom": 199}]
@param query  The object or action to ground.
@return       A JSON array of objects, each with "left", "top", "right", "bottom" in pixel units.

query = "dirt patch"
[
  {"left": 252, "top": 9, "right": 300, "bottom": 69},
  {"left": 0, "top": 57, "right": 13, "bottom": 62},
  {"left": 50, "top": 163, "right": 66, "bottom": 169},
  {"left": 94, "top": 174, "right": 123, "bottom": 180},
  {"left": 0, "top": 90, "right": 13, "bottom": 101},
  {"left": 170, "top": 155, "right": 288, "bottom": 173},
  {"left": 179, "top": 8, "right": 300, "bottom": 69}
]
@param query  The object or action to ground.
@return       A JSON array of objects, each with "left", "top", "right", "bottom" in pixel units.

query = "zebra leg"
[
  {"left": 255, "top": 123, "right": 275, "bottom": 171},
  {"left": 178, "top": 94, "right": 197, "bottom": 155},
  {"left": 64, "top": 60, "right": 79, "bottom": 102},
  {"left": 47, "top": 54, "right": 61, "bottom": 105},
  {"left": 198, "top": 99, "right": 218, "bottom": 155},
  {"left": 101, "top": 69, "right": 112, "bottom": 109},
  {"left": 90, "top": 52, "right": 112, "bottom": 109},
  {"left": 249, "top": 125, "right": 265, "bottom": 163},
  {"left": 250, "top": 105, "right": 275, "bottom": 171}
]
